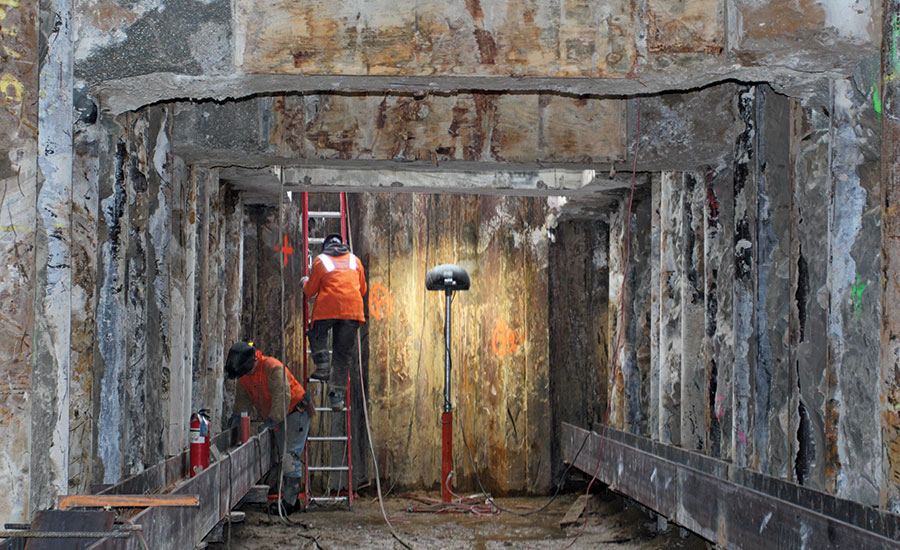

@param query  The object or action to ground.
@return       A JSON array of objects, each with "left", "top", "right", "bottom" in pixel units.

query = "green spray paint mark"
[
  {"left": 873, "top": 82, "right": 882, "bottom": 114},
  {"left": 851, "top": 274, "right": 867, "bottom": 317}
]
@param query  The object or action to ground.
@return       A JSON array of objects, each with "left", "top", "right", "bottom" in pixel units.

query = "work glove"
[
  {"left": 301, "top": 393, "right": 316, "bottom": 417},
  {"left": 263, "top": 417, "right": 280, "bottom": 431}
]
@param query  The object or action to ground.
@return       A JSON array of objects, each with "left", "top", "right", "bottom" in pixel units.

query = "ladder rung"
[
  {"left": 307, "top": 211, "right": 343, "bottom": 218},
  {"left": 314, "top": 407, "right": 348, "bottom": 412},
  {"left": 308, "top": 436, "right": 349, "bottom": 441},
  {"left": 308, "top": 237, "right": 325, "bottom": 244},
  {"left": 308, "top": 466, "right": 349, "bottom": 471},
  {"left": 308, "top": 496, "right": 349, "bottom": 502}
]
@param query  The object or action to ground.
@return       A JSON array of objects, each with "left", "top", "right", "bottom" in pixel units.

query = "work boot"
[
  {"left": 309, "top": 364, "right": 331, "bottom": 381},
  {"left": 328, "top": 388, "right": 346, "bottom": 411}
]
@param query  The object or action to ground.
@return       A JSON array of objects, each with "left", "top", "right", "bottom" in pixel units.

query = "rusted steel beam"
[
  {"left": 85, "top": 429, "right": 274, "bottom": 550},
  {"left": 57, "top": 495, "right": 199, "bottom": 511},
  {"left": 561, "top": 422, "right": 900, "bottom": 549}
]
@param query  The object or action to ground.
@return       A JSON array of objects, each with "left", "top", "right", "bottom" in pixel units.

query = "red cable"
[{"left": 559, "top": 98, "right": 642, "bottom": 549}]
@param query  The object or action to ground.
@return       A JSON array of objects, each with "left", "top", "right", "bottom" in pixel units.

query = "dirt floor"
[{"left": 211, "top": 491, "right": 712, "bottom": 550}]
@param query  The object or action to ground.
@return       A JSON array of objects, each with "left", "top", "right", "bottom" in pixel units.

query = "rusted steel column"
[
  {"left": 882, "top": 0, "right": 900, "bottom": 513},
  {"left": 754, "top": 87, "right": 792, "bottom": 478},
  {"left": 789, "top": 99, "right": 831, "bottom": 491},
  {"left": 732, "top": 85, "right": 758, "bottom": 468},
  {"left": 827, "top": 78, "right": 883, "bottom": 505},
  {"left": 658, "top": 171, "right": 683, "bottom": 446},
  {"left": 705, "top": 166, "right": 734, "bottom": 461},
  {"left": 681, "top": 173, "right": 706, "bottom": 451},
  {"left": 649, "top": 175, "right": 661, "bottom": 441}
]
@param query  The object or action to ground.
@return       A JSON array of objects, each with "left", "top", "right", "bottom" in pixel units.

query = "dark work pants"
[{"left": 308, "top": 319, "right": 359, "bottom": 392}]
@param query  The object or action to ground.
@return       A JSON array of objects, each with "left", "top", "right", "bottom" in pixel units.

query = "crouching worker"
[{"left": 226, "top": 341, "right": 315, "bottom": 513}]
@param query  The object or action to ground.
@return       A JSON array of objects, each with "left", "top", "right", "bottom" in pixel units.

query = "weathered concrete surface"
[
  {"left": 608, "top": 199, "right": 627, "bottom": 429},
  {"left": 705, "top": 165, "right": 734, "bottom": 461},
  {"left": 630, "top": 84, "right": 744, "bottom": 172},
  {"left": 80, "top": 0, "right": 878, "bottom": 113},
  {"left": 357, "top": 193, "right": 551, "bottom": 494},
  {"left": 31, "top": 0, "right": 75, "bottom": 514},
  {"left": 548, "top": 218, "right": 609, "bottom": 482},
  {"left": 658, "top": 171, "right": 683, "bottom": 446},
  {"left": 69, "top": 102, "right": 103, "bottom": 495},
  {"left": 881, "top": 0, "right": 900, "bottom": 514},
  {"left": 174, "top": 93, "right": 626, "bottom": 169},
  {"left": 681, "top": 173, "right": 706, "bottom": 452},
  {"left": 790, "top": 98, "right": 831, "bottom": 491},
  {"left": 0, "top": 0, "right": 38, "bottom": 523},
  {"left": 732, "top": 85, "right": 758, "bottom": 468},
  {"left": 649, "top": 175, "right": 661, "bottom": 441},
  {"left": 74, "top": 0, "right": 232, "bottom": 84},
  {"left": 754, "top": 87, "right": 792, "bottom": 478},
  {"left": 827, "top": 77, "right": 883, "bottom": 506}
]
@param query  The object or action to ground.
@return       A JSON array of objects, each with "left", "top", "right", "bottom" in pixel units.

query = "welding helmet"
[
  {"left": 225, "top": 341, "right": 256, "bottom": 379},
  {"left": 322, "top": 233, "right": 343, "bottom": 251}
]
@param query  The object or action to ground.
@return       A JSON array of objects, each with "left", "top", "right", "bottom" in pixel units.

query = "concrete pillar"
[
  {"left": 608, "top": 200, "right": 629, "bottom": 429},
  {"left": 705, "top": 166, "right": 734, "bottom": 461},
  {"left": 32, "top": 0, "right": 74, "bottom": 511},
  {"left": 754, "top": 87, "right": 792, "bottom": 478},
  {"left": 0, "top": 0, "right": 38, "bottom": 522},
  {"left": 732, "top": 85, "right": 758, "bottom": 468},
  {"left": 649, "top": 175, "right": 661, "bottom": 441},
  {"left": 165, "top": 154, "right": 196, "bottom": 456},
  {"left": 681, "top": 173, "right": 706, "bottom": 451},
  {"left": 96, "top": 135, "right": 131, "bottom": 484},
  {"left": 630, "top": 194, "right": 652, "bottom": 437},
  {"left": 658, "top": 171, "right": 683, "bottom": 446},
  {"left": 68, "top": 100, "right": 103, "bottom": 494},
  {"left": 789, "top": 99, "right": 831, "bottom": 490},
  {"left": 881, "top": 0, "right": 900, "bottom": 513},
  {"left": 826, "top": 78, "right": 883, "bottom": 505},
  {"left": 549, "top": 218, "right": 609, "bottom": 479}
]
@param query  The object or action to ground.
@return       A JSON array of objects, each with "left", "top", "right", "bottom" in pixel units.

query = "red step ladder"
[{"left": 300, "top": 192, "right": 354, "bottom": 509}]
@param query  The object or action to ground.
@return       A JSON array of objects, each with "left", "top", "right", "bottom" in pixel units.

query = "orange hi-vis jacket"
[
  {"left": 303, "top": 252, "right": 367, "bottom": 323},
  {"left": 234, "top": 355, "right": 306, "bottom": 422}
]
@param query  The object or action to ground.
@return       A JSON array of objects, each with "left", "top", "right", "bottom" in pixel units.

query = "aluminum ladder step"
[
  {"left": 307, "top": 211, "right": 342, "bottom": 218},
  {"left": 308, "top": 496, "right": 349, "bottom": 502},
  {"left": 313, "top": 406, "right": 348, "bottom": 412},
  {"left": 308, "top": 436, "right": 348, "bottom": 441},
  {"left": 308, "top": 466, "right": 349, "bottom": 472}
]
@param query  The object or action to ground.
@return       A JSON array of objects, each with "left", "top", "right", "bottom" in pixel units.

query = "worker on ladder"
[
  {"left": 300, "top": 233, "right": 367, "bottom": 411},
  {"left": 226, "top": 341, "right": 315, "bottom": 513}
]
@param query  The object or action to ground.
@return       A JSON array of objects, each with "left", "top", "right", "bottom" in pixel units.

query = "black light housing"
[{"left": 425, "top": 264, "right": 470, "bottom": 292}]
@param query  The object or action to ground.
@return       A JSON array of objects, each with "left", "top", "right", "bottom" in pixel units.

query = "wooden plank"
[
  {"left": 58, "top": 495, "right": 199, "bottom": 511},
  {"left": 558, "top": 494, "right": 589, "bottom": 527}
]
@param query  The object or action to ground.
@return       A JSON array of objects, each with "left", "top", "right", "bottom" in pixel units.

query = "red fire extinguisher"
[{"left": 190, "top": 409, "right": 211, "bottom": 477}]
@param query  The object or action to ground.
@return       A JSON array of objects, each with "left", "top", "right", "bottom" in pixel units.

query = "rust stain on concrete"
[{"left": 647, "top": 0, "right": 723, "bottom": 54}]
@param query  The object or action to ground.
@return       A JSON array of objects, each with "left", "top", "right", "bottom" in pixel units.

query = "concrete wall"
[{"left": 568, "top": 79, "right": 891, "bottom": 510}]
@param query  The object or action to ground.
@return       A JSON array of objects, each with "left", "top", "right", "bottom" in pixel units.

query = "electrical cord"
[
  {"left": 457, "top": 420, "right": 591, "bottom": 517},
  {"left": 347, "top": 200, "right": 415, "bottom": 550}
]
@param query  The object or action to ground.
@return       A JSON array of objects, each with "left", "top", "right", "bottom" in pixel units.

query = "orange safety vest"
[
  {"left": 304, "top": 252, "right": 367, "bottom": 323},
  {"left": 238, "top": 355, "right": 306, "bottom": 419}
]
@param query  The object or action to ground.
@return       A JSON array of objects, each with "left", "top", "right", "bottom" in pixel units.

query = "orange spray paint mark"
[
  {"left": 369, "top": 282, "right": 392, "bottom": 320},
  {"left": 491, "top": 319, "right": 520, "bottom": 357}
]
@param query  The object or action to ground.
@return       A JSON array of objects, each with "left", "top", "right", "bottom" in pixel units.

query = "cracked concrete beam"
[
  {"left": 77, "top": 0, "right": 877, "bottom": 112},
  {"left": 173, "top": 93, "right": 627, "bottom": 169}
]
